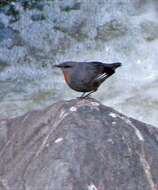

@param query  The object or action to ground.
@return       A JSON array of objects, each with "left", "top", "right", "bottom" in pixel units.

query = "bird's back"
[{"left": 67, "top": 61, "right": 116, "bottom": 92}]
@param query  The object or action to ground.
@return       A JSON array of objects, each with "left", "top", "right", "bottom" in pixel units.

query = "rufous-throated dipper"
[{"left": 54, "top": 61, "right": 122, "bottom": 97}]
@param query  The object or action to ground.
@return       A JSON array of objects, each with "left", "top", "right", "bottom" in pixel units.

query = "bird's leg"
[
  {"left": 81, "top": 92, "right": 86, "bottom": 97},
  {"left": 83, "top": 90, "right": 97, "bottom": 98},
  {"left": 78, "top": 92, "right": 86, "bottom": 98}
]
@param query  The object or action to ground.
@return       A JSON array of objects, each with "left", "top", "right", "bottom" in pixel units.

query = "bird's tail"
[{"left": 107, "top": 62, "right": 122, "bottom": 69}]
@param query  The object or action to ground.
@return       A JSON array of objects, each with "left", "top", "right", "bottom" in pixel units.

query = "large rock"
[{"left": 0, "top": 99, "right": 158, "bottom": 190}]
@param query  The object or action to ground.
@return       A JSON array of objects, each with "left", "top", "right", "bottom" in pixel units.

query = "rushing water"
[{"left": 0, "top": 0, "right": 158, "bottom": 126}]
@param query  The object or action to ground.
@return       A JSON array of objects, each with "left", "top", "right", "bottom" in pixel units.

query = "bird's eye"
[{"left": 64, "top": 65, "right": 72, "bottom": 68}]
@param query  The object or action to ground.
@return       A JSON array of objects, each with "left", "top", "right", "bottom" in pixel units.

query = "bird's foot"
[
  {"left": 77, "top": 95, "right": 89, "bottom": 99},
  {"left": 77, "top": 91, "right": 95, "bottom": 99}
]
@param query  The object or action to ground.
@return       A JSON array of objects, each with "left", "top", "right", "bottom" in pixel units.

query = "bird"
[{"left": 53, "top": 61, "right": 122, "bottom": 98}]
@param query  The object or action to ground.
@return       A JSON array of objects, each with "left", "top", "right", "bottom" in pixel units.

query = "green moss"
[
  {"left": 0, "top": 0, "right": 52, "bottom": 9},
  {"left": 0, "top": 22, "right": 5, "bottom": 29},
  {"left": 31, "top": 13, "right": 46, "bottom": 21},
  {"left": 21, "top": 0, "right": 52, "bottom": 10},
  {"left": 0, "top": 0, "right": 16, "bottom": 8},
  {"left": 0, "top": 0, "right": 52, "bottom": 23},
  {"left": 0, "top": 59, "right": 10, "bottom": 71},
  {"left": 62, "top": 6, "right": 72, "bottom": 12},
  {"left": 61, "top": 2, "right": 81, "bottom": 12},
  {"left": 6, "top": 4, "right": 20, "bottom": 22}
]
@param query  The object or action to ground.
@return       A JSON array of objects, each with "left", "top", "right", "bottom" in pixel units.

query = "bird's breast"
[{"left": 63, "top": 71, "right": 71, "bottom": 84}]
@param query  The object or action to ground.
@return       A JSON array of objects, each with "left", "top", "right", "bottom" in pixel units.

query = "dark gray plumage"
[{"left": 54, "top": 61, "right": 122, "bottom": 97}]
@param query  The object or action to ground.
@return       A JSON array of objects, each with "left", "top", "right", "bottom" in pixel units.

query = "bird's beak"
[{"left": 52, "top": 64, "right": 62, "bottom": 68}]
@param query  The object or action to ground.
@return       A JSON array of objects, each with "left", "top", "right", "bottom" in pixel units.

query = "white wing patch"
[{"left": 95, "top": 73, "right": 108, "bottom": 81}]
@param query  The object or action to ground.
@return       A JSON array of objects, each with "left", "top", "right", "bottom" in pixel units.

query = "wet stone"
[
  {"left": 0, "top": 20, "right": 5, "bottom": 29},
  {"left": 60, "top": 2, "right": 81, "bottom": 12},
  {"left": 31, "top": 13, "right": 46, "bottom": 21},
  {"left": 96, "top": 19, "right": 128, "bottom": 41},
  {"left": 140, "top": 20, "right": 158, "bottom": 41}
]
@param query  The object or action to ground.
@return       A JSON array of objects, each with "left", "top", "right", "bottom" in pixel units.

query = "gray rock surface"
[
  {"left": 96, "top": 19, "right": 128, "bottom": 41},
  {"left": 140, "top": 20, "right": 158, "bottom": 41},
  {"left": 0, "top": 99, "right": 158, "bottom": 190}
]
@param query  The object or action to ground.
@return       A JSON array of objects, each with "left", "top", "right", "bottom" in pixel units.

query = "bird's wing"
[{"left": 93, "top": 71, "right": 114, "bottom": 83}]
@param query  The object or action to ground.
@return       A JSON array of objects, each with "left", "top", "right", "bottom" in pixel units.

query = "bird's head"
[
  {"left": 53, "top": 62, "right": 75, "bottom": 84},
  {"left": 53, "top": 62, "right": 74, "bottom": 71}
]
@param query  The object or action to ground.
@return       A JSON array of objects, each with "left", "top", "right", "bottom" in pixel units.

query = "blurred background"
[{"left": 0, "top": 0, "right": 157, "bottom": 126}]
